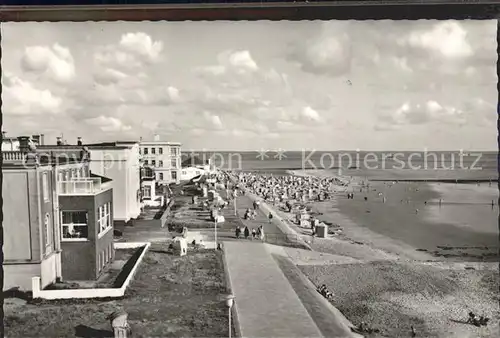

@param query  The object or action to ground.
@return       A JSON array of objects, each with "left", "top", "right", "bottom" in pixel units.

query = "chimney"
[
  {"left": 154, "top": 134, "right": 160, "bottom": 142},
  {"left": 40, "top": 134, "right": 45, "bottom": 145},
  {"left": 77, "top": 137, "right": 83, "bottom": 146},
  {"left": 56, "top": 137, "right": 62, "bottom": 146},
  {"left": 17, "top": 136, "right": 33, "bottom": 153}
]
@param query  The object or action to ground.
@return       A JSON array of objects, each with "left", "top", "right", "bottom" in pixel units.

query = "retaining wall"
[{"left": 31, "top": 242, "right": 150, "bottom": 300}]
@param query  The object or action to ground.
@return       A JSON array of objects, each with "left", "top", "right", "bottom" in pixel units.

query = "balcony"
[
  {"left": 58, "top": 177, "right": 104, "bottom": 195},
  {"left": 2, "top": 151, "right": 26, "bottom": 162}
]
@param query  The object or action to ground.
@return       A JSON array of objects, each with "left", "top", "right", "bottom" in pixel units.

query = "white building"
[
  {"left": 180, "top": 156, "right": 214, "bottom": 181},
  {"left": 139, "top": 135, "right": 181, "bottom": 185},
  {"left": 86, "top": 141, "right": 142, "bottom": 225}
]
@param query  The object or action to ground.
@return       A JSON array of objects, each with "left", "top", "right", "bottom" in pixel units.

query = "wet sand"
[{"left": 335, "top": 181, "right": 499, "bottom": 261}]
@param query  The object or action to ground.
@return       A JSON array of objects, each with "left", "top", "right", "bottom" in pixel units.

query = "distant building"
[
  {"left": 140, "top": 166, "right": 168, "bottom": 207},
  {"left": 139, "top": 134, "right": 181, "bottom": 185},
  {"left": 3, "top": 136, "right": 114, "bottom": 291},
  {"left": 180, "top": 156, "right": 214, "bottom": 181}
]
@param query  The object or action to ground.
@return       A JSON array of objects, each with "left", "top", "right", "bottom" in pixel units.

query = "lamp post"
[
  {"left": 225, "top": 294, "right": 235, "bottom": 338},
  {"left": 214, "top": 217, "right": 218, "bottom": 249}
]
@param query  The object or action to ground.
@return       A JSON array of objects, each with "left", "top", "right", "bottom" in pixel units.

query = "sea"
[{"left": 187, "top": 150, "right": 498, "bottom": 180}]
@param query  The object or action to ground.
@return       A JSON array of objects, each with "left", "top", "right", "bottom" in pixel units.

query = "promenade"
[{"left": 224, "top": 241, "right": 324, "bottom": 338}]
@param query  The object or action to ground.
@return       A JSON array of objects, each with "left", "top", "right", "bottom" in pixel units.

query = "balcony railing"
[
  {"left": 58, "top": 178, "right": 103, "bottom": 195},
  {"left": 2, "top": 151, "right": 26, "bottom": 162}
]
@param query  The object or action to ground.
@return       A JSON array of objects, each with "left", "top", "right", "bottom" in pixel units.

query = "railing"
[
  {"left": 58, "top": 177, "right": 102, "bottom": 195},
  {"left": 2, "top": 151, "right": 25, "bottom": 162}
]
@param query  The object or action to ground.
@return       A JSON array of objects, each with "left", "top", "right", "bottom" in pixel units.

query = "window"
[
  {"left": 171, "top": 171, "right": 178, "bottom": 180},
  {"left": 144, "top": 148, "right": 148, "bottom": 155},
  {"left": 58, "top": 172, "right": 63, "bottom": 182},
  {"left": 170, "top": 148, "right": 177, "bottom": 156},
  {"left": 182, "top": 170, "right": 186, "bottom": 175},
  {"left": 159, "top": 160, "right": 163, "bottom": 167},
  {"left": 159, "top": 173, "right": 164, "bottom": 180},
  {"left": 152, "top": 160, "right": 156, "bottom": 167},
  {"left": 44, "top": 213, "right": 52, "bottom": 253},
  {"left": 42, "top": 173, "right": 49, "bottom": 201},
  {"left": 144, "top": 160, "right": 148, "bottom": 165},
  {"left": 61, "top": 211, "right": 88, "bottom": 240},
  {"left": 143, "top": 186, "right": 151, "bottom": 198},
  {"left": 98, "top": 202, "right": 112, "bottom": 234},
  {"left": 152, "top": 147, "right": 156, "bottom": 154},
  {"left": 196, "top": 171, "right": 200, "bottom": 175},
  {"left": 159, "top": 147, "right": 163, "bottom": 154},
  {"left": 171, "top": 159, "right": 177, "bottom": 168}
]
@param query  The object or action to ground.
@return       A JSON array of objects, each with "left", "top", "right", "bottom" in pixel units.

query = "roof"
[
  {"left": 181, "top": 155, "right": 206, "bottom": 167},
  {"left": 140, "top": 141, "right": 181, "bottom": 146},
  {"left": 85, "top": 141, "right": 137, "bottom": 149}
]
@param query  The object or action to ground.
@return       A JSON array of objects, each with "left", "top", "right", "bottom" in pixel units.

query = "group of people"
[
  {"left": 235, "top": 225, "right": 265, "bottom": 241},
  {"left": 316, "top": 284, "right": 334, "bottom": 300},
  {"left": 467, "top": 312, "right": 490, "bottom": 327}
]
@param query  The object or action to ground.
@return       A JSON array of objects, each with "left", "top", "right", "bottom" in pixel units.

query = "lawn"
[{"left": 4, "top": 245, "right": 233, "bottom": 337}]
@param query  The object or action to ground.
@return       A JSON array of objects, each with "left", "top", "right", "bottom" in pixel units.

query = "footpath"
[{"left": 223, "top": 241, "right": 324, "bottom": 338}]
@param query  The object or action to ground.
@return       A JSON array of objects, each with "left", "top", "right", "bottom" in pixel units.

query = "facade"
[
  {"left": 3, "top": 137, "right": 114, "bottom": 291},
  {"left": 139, "top": 135, "right": 181, "bottom": 185},
  {"left": 40, "top": 140, "right": 142, "bottom": 225},
  {"left": 86, "top": 142, "right": 142, "bottom": 224}
]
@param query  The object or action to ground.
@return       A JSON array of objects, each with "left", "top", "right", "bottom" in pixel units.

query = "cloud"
[
  {"left": 203, "top": 111, "right": 224, "bottom": 129},
  {"left": 2, "top": 73, "right": 63, "bottom": 115},
  {"left": 401, "top": 21, "right": 473, "bottom": 59},
  {"left": 93, "top": 68, "right": 129, "bottom": 85},
  {"left": 94, "top": 32, "right": 163, "bottom": 73},
  {"left": 119, "top": 32, "right": 164, "bottom": 60},
  {"left": 84, "top": 116, "right": 132, "bottom": 132},
  {"left": 196, "top": 50, "right": 259, "bottom": 77},
  {"left": 301, "top": 106, "right": 321, "bottom": 122},
  {"left": 377, "top": 100, "right": 467, "bottom": 129},
  {"left": 289, "top": 22, "right": 352, "bottom": 76},
  {"left": 21, "top": 44, "right": 75, "bottom": 82}
]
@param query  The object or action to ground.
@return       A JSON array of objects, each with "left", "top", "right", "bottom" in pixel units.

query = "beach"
[{"left": 236, "top": 169, "right": 499, "bottom": 337}]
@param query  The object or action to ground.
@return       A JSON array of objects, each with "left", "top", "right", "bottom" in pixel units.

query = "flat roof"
[{"left": 140, "top": 141, "right": 181, "bottom": 146}]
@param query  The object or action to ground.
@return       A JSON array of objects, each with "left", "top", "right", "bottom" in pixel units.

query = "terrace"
[{"left": 58, "top": 177, "right": 111, "bottom": 195}]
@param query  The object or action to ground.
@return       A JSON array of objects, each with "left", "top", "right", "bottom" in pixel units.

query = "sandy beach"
[{"left": 247, "top": 169, "right": 499, "bottom": 337}]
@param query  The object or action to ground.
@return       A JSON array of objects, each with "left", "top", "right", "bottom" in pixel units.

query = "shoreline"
[{"left": 230, "top": 170, "right": 499, "bottom": 337}]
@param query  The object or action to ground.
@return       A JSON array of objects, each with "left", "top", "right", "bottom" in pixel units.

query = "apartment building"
[
  {"left": 139, "top": 135, "right": 181, "bottom": 185},
  {"left": 3, "top": 137, "right": 114, "bottom": 291}
]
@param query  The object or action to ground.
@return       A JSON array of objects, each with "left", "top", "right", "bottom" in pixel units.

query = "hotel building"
[{"left": 139, "top": 135, "right": 181, "bottom": 185}]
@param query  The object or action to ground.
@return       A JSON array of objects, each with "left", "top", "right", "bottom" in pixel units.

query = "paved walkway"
[{"left": 224, "top": 241, "right": 323, "bottom": 338}]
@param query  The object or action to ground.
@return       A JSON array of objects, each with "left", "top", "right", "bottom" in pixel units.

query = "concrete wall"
[
  {"left": 3, "top": 167, "right": 62, "bottom": 291},
  {"left": 3, "top": 263, "right": 40, "bottom": 291},
  {"left": 3, "top": 170, "right": 35, "bottom": 261}
]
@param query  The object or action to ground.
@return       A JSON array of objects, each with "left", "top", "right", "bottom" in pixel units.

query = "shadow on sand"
[{"left": 75, "top": 325, "right": 113, "bottom": 338}]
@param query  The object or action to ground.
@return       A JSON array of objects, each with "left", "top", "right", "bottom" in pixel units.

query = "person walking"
[
  {"left": 244, "top": 226, "right": 250, "bottom": 239},
  {"left": 268, "top": 212, "right": 273, "bottom": 224},
  {"left": 259, "top": 225, "right": 265, "bottom": 241},
  {"left": 235, "top": 226, "right": 241, "bottom": 239},
  {"left": 252, "top": 228, "right": 256, "bottom": 240}
]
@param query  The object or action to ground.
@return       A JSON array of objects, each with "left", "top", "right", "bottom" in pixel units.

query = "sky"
[{"left": 1, "top": 20, "right": 498, "bottom": 151}]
